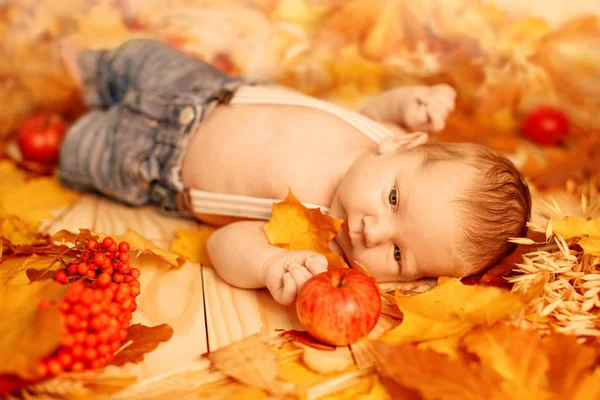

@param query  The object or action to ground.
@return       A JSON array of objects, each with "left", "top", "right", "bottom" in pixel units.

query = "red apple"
[
  {"left": 521, "top": 106, "right": 569, "bottom": 146},
  {"left": 296, "top": 268, "right": 381, "bottom": 346},
  {"left": 17, "top": 113, "right": 68, "bottom": 165}
]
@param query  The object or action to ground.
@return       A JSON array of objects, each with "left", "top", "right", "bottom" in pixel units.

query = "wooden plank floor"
[
  {"left": 43, "top": 192, "right": 301, "bottom": 378},
  {"left": 41, "top": 187, "right": 579, "bottom": 380}
]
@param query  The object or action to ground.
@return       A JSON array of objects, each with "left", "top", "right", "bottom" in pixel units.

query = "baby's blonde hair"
[{"left": 412, "top": 142, "right": 531, "bottom": 275}]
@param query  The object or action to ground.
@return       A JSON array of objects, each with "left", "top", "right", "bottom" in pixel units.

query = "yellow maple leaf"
[
  {"left": 0, "top": 280, "right": 68, "bottom": 379},
  {"left": 370, "top": 324, "right": 600, "bottom": 400},
  {"left": 170, "top": 226, "right": 215, "bottom": 266},
  {"left": 1, "top": 254, "right": 64, "bottom": 286},
  {"left": 381, "top": 278, "right": 526, "bottom": 343},
  {"left": 369, "top": 339, "right": 508, "bottom": 400},
  {"left": 0, "top": 161, "right": 78, "bottom": 226},
  {"left": 463, "top": 325, "right": 550, "bottom": 399},
  {"left": 264, "top": 190, "right": 348, "bottom": 270},
  {"left": 0, "top": 212, "right": 47, "bottom": 246},
  {"left": 96, "top": 229, "right": 186, "bottom": 269},
  {"left": 416, "top": 334, "right": 462, "bottom": 359},
  {"left": 550, "top": 216, "right": 600, "bottom": 255},
  {"left": 550, "top": 216, "right": 600, "bottom": 239}
]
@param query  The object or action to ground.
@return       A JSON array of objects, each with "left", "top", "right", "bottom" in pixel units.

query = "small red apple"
[
  {"left": 296, "top": 268, "right": 381, "bottom": 346},
  {"left": 521, "top": 106, "right": 569, "bottom": 146},
  {"left": 17, "top": 113, "right": 68, "bottom": 165}
]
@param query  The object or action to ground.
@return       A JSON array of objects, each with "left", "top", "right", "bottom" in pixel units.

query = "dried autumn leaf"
[
  {"left": 51, "top": 228, "right": 96, "bottom": 245},
  {"left": 0, "top": 163, "right": 79, "bottom": 226},
  {"left": 110, "top": 323, "right": 174, "bottom": 366},
  {"left": 549, "top": 216, "right": 600, "bottom": 255},
  {"left": 96, "top": 229, "right": 186, "bottom": 269},
  {"left": 369, "top": 341, "right": 508, "bottom": 400},
  {"left": 264, "top": 190, "right": 348, "bottom": 270},
  {"left": 543, "top": 333, "right": 599, "bottom": 398},
  {"left": 0, "top": 212, "right": 47, "bottom": 246},
  {"left": 462, "top": 325, "right": 550, "bottom": 399},
  {"left": 382, "top": 277, "right": 526, "bottom": 343},
  {"left": 1, "top": 254, "right": 65, "bottom": 285},
  {"left": 550, "top": 216, "right": 600, "bottom": 239},
  {"left": 416, "top": 334, "right": 462, "bottom": 359},
  {"left": 0, "top": 280, "right": 68, "bottom": 379},
  {"left": 569, "top": 368, "right": 600, "bottom": 400},
  {"left": 209, "top": 334, "right": 280, "bottom": 395},
  {"left": 170, "top": 226, "right": 215, "bottom": 266}
]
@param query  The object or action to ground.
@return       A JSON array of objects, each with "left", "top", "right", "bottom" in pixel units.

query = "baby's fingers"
[
  {"left": 288, "top": 264, "right": 312, "bottom": 290},
  {"left": 304, "top": 253, "right": 328, "bottom": 275},
  {"left": 275, "top": 272, "right": 297, "bottom": 306}
]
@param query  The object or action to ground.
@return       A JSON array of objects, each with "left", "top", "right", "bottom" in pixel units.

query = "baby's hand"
[
  {"left": 400, "top": 84, "right": 456, "bottom": 133},
  {"left": 262, "top": 250, "right": 328, "bottom": 306}
]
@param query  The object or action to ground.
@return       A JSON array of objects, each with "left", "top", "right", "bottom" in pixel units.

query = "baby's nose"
[{"left": 362, "top": 215, "right": 392, "bottom": 248}]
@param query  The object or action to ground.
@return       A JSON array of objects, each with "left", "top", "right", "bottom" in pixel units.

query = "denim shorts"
[{"left": 58, "top": 39, "right": 252, "bottom": 216}]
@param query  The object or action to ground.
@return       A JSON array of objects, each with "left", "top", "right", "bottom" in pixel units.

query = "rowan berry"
[
  {"left": 77, "top": 263, "right": 89, "bottom": 276},
  {"left": 86, "top": 239, "right": 98, "bottom": 251},
  {"left": 57, "top": 351, "right": 73, "bottom": 368},
  {"left": 72, "top": 344, "right": 84, "bottom": 359},
  {"left": 92, "top": 253, "right": 106, "bottom": 267},
  {"left": 107, "top": 242, "right": 118, "bottom": 253},
  {"left": 130, "top": 285, "right": 141, "bottom": 297},
  {"left": 83, "top": 348, "right": 98, "bottom": 362},
  {"left": 36, "top": 361, "right": 49, "bottom": 377},
  {"left": 47, "top": 359, "right": 63, "bottom": 375},
  {"left": 68, "top": 263, "right": 78, "bottom": 275},
  {"left": 84, "top": 333, "right": 98, "bottom": 348},
  {"left": 71, "top": 361, "right": 85, "bottom": 372},
  {"left": 113, "top": 272, "right": 124, "bottom": 283},
  {"left": 55, "top": 269, "right": 68, "bottom": 283},
  {"left": 57, "top": 302, "right": 69, "bottom": 315}
]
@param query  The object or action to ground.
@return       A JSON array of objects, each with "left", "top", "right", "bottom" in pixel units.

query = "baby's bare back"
[{"left": 180, "top": 103, "right": 375, "bottom": 226}]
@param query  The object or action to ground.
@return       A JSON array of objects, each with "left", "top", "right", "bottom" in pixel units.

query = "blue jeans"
[{"left": 58, "top": 39, "right": 250, "bottom": 216}]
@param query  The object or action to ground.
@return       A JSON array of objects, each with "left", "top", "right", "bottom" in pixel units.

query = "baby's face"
[{"left": 329, "top": 150, "right": 475, "bottom": 282}]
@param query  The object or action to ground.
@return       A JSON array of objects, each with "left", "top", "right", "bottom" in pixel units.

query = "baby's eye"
[
  {"left": 388, "top": 187, "right": 398, "bottom": 207},
  {"left": 393, "top": 244, "right": 401, "bottom": 262}
]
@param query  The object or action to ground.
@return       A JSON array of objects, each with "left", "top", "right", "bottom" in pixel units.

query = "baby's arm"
[
  {"left": 358, "top": 84, "right": 456, "bottom": 133},
  {"left": 207, "top": 221, "right": 328, "bottom": 306}
]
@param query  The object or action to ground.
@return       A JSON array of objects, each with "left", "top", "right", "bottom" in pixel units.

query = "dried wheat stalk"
[{"left": 508, "top": 182, "right": 600, "bottom": 337}]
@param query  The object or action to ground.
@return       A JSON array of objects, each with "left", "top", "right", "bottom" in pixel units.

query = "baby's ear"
[{"left": 378, "top": 132, "right": 429, "bottom": 154}]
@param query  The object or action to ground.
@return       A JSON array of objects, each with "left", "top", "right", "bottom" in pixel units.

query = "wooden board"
[{"left": 45, "top": 194, "right": 211, "bottom": 379}]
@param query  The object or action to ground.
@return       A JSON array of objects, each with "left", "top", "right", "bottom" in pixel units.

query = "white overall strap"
[
  {"left": 230, "top": 85, "right": 393, "bottom": 144},
  {"left": 188, "top": 85, "right": 393, "bottom": 220},
  {"left": 189, "top": 190, "right": 329, "bottom": 220}
]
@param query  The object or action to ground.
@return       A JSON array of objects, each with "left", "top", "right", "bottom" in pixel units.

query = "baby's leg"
[
  {"left": 59, "top": 102, "right": 177, "bottom": 211},
  {"left": 358, "top": 84, "right": 456, "bottom": 133}
]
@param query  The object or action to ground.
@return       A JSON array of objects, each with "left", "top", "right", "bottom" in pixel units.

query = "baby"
[{"left": 58, "top": 39, "right": 531, "bottom": 305}]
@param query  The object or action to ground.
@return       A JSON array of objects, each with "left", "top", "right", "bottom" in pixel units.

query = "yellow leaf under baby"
[
  {"left": 381, "top": 277, "right": 524, "bottom": 343},
  {"left": 550, "top": 216, "right": 600, "bottom": 240}
]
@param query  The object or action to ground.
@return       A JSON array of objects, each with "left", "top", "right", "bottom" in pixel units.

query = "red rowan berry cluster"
[{"left": 36, "top": 237, "right": 141, "bottom": 377}]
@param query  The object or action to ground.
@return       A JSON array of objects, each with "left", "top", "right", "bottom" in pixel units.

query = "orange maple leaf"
[
  {"left": 0, "top": 281, "right": 68, "bottom": 380},
  {"left": 369, "top": 323, "right": 600, "bottom": 400},
  {"left": 263, "top": 190, "right": 348, "bottom": 270}
]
